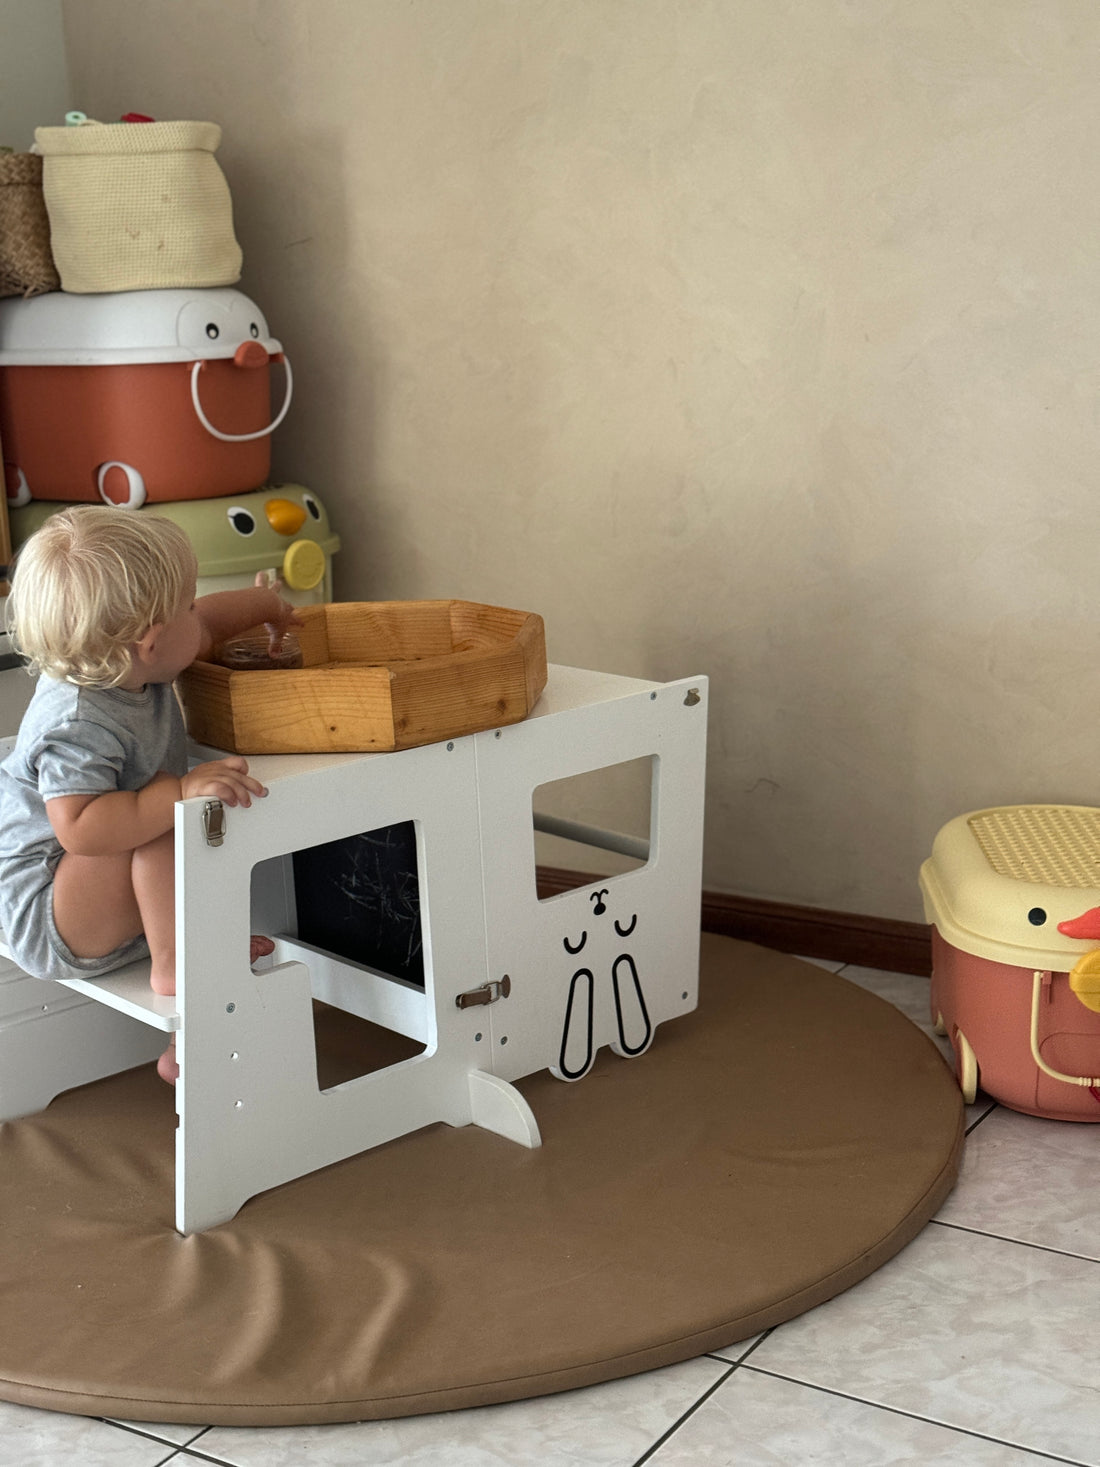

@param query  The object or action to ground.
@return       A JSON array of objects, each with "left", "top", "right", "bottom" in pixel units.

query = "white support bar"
[
  {"left": 533, "top": 812, "right": 650, "bottom": 862},
  {"left": 272, "top": 935, "right": 429, "bottom": 1044}
]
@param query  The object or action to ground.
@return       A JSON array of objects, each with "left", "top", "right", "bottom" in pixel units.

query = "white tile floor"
[{"left": 1, "top": 956, "right": 1097, "bottom": 1467}]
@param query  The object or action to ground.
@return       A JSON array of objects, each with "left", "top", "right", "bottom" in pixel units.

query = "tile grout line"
[
  {"left": 628, "top": 1331, "right": 780, "bottom": 1466},
  {"left": 148, "top": 1443, "right": 241, "bottom": 1467},
  {"left": 930, "top": 1215, "right": 1100, "bottom": 1264},
  {"left": 964, "top": 1101, "right": 998, "bottom": 1136},
  {"left": 740, "top": 1364, "right": 1092, "bottom": 1466},
  {"left": 627, "top": 1359, "right": 741, "bottom": 1467},
  {"left": 103, "top": 1419, "right": 213, "bottom": 1452}
]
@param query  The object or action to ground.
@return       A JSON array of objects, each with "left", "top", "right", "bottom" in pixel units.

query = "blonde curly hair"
[{"left": 7, "top": 506, "right": 196, "bottom": 688}]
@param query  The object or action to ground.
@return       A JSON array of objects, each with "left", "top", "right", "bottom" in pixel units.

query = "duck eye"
[
  {"left": 303, "top": 494, "right": 321, "bottom": 521},
  {"left": 1028, "top": 907, "right": 1047, "bottom": 926},
  {"left": 205, "top": 322, "right": 220, "bottom": 339},
  {"left": 227, "top": 507, "right": 256, "bottom": 536},
  {"left": 250, "top": 322, "right": 260, "bottom": 338}
]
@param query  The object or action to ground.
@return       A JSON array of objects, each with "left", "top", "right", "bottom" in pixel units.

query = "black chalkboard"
[{"left": 292, "top": 821, "right": 424, "bottom": 986}]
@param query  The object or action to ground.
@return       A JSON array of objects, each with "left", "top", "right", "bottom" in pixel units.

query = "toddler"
[{"left": 0, "top": 506, "right": 301, "bottom": 1082}]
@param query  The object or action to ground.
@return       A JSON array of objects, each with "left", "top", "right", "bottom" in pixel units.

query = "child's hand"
[
  {"left": 181, "top": 756, "right": 268, "bottom": 807},
  {"left": 254, "top": 572, "right": 304, "bottom": 653}
]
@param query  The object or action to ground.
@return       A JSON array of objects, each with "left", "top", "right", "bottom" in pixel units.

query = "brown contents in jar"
[{"left": 217, "top": 632, "right": 303, "bottom": 671}]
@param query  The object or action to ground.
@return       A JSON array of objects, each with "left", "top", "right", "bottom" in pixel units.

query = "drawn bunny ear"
[
  {"left": 589, "top": 888, "right": 609, "bottom": 916},
  {"left": 610, "top": 954, "right": 653, "bottom": 1058},
  {"left": 551, "top": 969, "right": 595, "bottom": 1082}
]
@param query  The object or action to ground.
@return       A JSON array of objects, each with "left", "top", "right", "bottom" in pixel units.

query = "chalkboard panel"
[{"left": 292, "top": 822, "right": 424, "bottom": 986}]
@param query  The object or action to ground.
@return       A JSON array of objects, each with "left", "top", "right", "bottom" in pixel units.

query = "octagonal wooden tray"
[{"left": 177, "top": 599, "right": 547, "bottom": 754}]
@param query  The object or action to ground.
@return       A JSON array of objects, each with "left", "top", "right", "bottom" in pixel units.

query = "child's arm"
[
  {"left": 46, "top": 758, "right": 267, "bottom": 858},
  {"left": 193, "top": 584, "right": 302, "bottom": 661}
]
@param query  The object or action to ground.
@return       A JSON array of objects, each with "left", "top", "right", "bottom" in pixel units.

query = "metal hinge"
[
  {"left": 455, "top": 975, "right": 512, "bottom": 1009},
  {"left": 203, "top": 799, "right": 226, "bottom": 847}
]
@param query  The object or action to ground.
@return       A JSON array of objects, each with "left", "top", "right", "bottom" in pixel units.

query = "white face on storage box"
[{"left": 174, "top": 292, "right": 274, "bottom": 355}]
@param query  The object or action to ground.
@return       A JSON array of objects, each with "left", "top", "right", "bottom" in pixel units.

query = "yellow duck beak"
[{"left": 264, "top": 497, "right": 307, "bottom": 536}]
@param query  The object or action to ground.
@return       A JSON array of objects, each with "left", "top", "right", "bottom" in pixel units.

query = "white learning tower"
[{"left": 0, "top": 664, "right": 708, "bottom": 1233}]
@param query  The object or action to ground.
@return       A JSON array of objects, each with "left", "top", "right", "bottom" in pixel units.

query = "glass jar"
[{"left": 216, "top": 630, "right": 303, "bottom": 671}]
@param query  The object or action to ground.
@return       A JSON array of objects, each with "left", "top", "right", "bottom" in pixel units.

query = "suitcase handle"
[
  {"left": 1029, "top": 971, "right": 1100, "bottom": 1088},
  {"left": 189, "top": 355, "right": 294, "bottom": 443}
]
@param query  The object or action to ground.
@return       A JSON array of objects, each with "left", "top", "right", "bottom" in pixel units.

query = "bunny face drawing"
[{"left": 552, "top": 886, "right": 652, "bottom": 1082}]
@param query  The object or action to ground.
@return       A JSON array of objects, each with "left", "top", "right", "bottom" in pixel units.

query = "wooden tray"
[{"left": 177, "top": 600, "right": 547, "bottom": 754}]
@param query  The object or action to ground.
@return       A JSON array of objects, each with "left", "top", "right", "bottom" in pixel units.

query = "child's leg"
[
  {"left": 51, "top": 849, "right": 145, "bottom": 964},
  {"left": 130, "top": 830, "right": 177, "bottom": 995},
  {"left": 59, "top": 833, "right": 275, "bottom": 1084}
]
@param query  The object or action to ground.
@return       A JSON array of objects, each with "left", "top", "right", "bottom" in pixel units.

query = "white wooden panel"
[
  {"left": 173, "top": 734, "right": 536, "bottom": 1233},
  {"left": 474, "top": 671, "right": 708, "bottom": 1085}
]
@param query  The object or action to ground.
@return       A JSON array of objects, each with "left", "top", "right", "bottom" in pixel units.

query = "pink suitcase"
[
  {"left": 921, "top": 804, "right": 1100, "bottom": 1120},
  {"left": 0, "top": 287, "right": 292, "bottom": 508}
]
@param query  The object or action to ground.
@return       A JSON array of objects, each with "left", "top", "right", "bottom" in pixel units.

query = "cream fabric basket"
[{"left": 35, "top": 120, "right": 242, "bottom": 294}]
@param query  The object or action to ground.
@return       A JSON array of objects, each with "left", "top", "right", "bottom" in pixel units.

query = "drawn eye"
[
  {"left": 614, "top": 914, "right": 638, "bottom": 938},
  {"left": 227, "top": 507, "right": 256, "bottom": 536},
  {"left": 205, "top": 322, "right": 220, "bottom": 339},
  {"left": 563, "top": 932, "right": 587, "bottom": 955}
]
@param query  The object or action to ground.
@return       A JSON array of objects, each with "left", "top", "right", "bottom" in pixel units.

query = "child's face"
[{"left": 144, "top": 565, "right": 203, "bottom": 684}]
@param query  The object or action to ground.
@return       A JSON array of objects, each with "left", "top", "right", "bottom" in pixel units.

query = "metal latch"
[
  {"left": 202, "top": 799, "right": 226, "bottom": 847},
  {"left": 455, "top": 975, "right": 512, "bottom": 1009}
]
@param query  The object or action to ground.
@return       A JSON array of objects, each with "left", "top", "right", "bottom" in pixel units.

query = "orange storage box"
[
  {"left": 0, "top": 287, "right": 292, "bottom": 508},
  {"left": 921, "top": 804, "right": 1100, "bottom": 1121}
]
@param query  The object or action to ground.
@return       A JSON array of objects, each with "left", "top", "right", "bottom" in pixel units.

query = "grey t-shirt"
[{"left": 0, "top": 676, "right": 187, "bottom": 979}]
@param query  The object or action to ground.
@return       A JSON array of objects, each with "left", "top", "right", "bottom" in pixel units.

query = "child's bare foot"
[
  {"left": 149, "top": 967, "right": 175, "bottom": 996},
  {"left": 147, "top": 937, "right": 273, "bottom": 998},
  {"left": 157, "top": 1039, "right": 178, "bottom": 1085}
]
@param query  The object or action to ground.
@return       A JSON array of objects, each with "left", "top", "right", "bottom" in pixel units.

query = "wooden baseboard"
[{"left": 535, "top": 867, "right": 932, "bottom": 976}]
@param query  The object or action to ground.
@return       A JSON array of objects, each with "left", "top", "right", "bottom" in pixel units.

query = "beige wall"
[
  {"left": 0, "top": 0, "right": 68, "bottom": 150},
  {"left": 52, "top": 1, "right": 1100, "bottom": 921}
]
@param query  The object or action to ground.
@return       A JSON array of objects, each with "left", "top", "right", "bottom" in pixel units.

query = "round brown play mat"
[{"left": 0, "top": 935, "right": 962, "bottom": 1426}]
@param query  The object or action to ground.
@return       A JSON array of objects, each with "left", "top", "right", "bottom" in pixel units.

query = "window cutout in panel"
[
  {"left": 292, "top": 822, "right": 424, "bottom": 986},
  {"left": 251, "top": 825, "right": 428, "bottom": 1094},
  {"left": 533, "top": 756, "right": 655, "bottom": 900}
]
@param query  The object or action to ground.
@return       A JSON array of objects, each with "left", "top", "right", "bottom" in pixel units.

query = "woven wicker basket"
[
  {"left": 0, "top": 152, "right": 59, "bottom": 299},
  {"left": 35, "top": 120, "right": 242, "bottom": 294}
]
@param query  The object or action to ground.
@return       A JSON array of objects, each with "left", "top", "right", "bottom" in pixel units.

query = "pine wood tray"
[{"left": 177, "top": 600, "right": 547, "bottom": 754}]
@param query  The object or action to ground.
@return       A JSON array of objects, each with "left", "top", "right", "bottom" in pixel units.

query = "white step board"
[{"left": 0, "top": 929, "right": 178, "bottom": 1032}]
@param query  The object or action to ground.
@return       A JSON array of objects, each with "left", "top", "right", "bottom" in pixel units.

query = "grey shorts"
[{"left": 0, "top": 852, "right": 149, "bottom": 984}]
